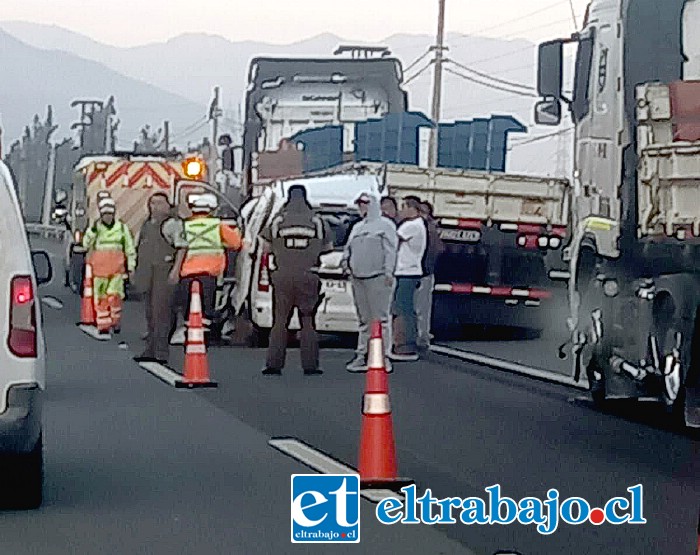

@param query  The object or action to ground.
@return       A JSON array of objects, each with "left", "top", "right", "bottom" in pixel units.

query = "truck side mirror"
[
  {"left": 537, "top": 40, "right": 564, "bottom": 98},
  {"left": 535, "top": 98, "right": 562, "bottom": 126}
]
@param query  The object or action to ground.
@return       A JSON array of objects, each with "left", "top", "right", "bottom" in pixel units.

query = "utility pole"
[
  {"left": 208, "top": 87, "right": 223, "bottom": 190},
  {"left": 164, "top": 121, "right": 170, "bottom": 152},
  {"left": 428, "top": 0, "right": 447, "bottom": 168},
  {"left": 210, "top": 86, "right": 221, "bottom": 147}
]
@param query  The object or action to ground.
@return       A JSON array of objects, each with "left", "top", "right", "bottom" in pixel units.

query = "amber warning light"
[{"left": 183, "top": 158, "right": 205, "bottom": 179}]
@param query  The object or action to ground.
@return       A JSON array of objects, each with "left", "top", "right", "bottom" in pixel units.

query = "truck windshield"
[{"left": 571, "top": 32, "right": 595, "bottom": 123}]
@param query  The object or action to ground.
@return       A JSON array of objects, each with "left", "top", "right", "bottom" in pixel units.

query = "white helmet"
[
  {"left": 98, "top": 198, "right": 116, "bottom": 214},
  {"left": 188, "top": 193, "right": 218, "bottom": 213}
]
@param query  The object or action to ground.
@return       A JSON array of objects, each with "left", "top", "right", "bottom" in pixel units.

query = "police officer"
[
  {"left": 133, "top": 192, "right": 178, "bottom": 364},
  {"left": 260, "top": 185, "right": 333, "bottom": 376}
]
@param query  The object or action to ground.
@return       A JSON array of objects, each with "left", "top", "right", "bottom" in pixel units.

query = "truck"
[
  {"left": 535, "top": 0, "right": 700, "bottom": 428},
  {"left": 241, "top": 48, "right": 408, "bottom": 195},
  {"left": 312, "top": 162, "right": 569, "bottom": 333},
  {"left": 232, "top": 162, "right": 569, "bottom": 344},
  {"left": 62, "top": 152, "right": 208, "bottom": 293}
]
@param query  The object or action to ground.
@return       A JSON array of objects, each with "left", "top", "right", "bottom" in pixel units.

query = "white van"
[
  {"left": 0, "top": 161, "right": 53, "bottom": 508},
  {"left": 233, "top": 174, "right": 382, "bottom": 345}
]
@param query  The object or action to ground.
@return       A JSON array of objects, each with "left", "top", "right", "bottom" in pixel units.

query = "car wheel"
[{"left": 0, "top": 434, "right": 43, "bottom": 509}]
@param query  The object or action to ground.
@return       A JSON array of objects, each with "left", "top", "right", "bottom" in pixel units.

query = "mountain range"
[{"left": 0, "top": 21, "right": 573, "bottom": 176}]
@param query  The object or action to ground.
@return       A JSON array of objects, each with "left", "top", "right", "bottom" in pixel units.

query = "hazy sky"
[{"left": 2, "top": 0, "right": 591, "bottom": 46}]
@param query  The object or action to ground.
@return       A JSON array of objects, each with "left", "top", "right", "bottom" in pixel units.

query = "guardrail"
[{"left": 25, "top": 223, "right": 66, "bottom": 241}]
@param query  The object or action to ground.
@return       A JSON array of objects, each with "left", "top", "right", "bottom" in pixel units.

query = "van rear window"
[{"left": 319, "top": 212, "right": 361, "bottom": 248}]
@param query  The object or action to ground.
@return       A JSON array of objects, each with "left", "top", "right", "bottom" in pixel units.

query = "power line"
[
  {"left": 404, "top": 59, "right": 435, "bottom": 85},
  {"left": 456, "top": 0, "right": 569, "bottom": 39},
  {"left": 446, "top": 58, "right": 534, "bottom": 91},
  {"left": 444, "top": 67, "right": 539, "bottom": 97},
  {"left": 404, "top": 49, "right": 432, "bottom": 74},
  {"left": 508, "top": 127, "right": 573, "bottom": 149},
  {"left": 170, "top": 119, "right": 209, "bottom": 142}
]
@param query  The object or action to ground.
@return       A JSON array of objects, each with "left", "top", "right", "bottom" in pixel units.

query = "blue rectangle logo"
[{"left": 291, "top": 474, "right": 361, "bottom": 543}]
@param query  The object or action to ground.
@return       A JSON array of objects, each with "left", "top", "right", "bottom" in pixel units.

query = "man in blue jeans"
[{"left": 390, "top": 196, "right": 427, "bottom": 362}]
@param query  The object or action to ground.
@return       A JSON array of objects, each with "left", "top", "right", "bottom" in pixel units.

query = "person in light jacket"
[{"left": 342, "top": 193, "right": 398, "bottom": 373}]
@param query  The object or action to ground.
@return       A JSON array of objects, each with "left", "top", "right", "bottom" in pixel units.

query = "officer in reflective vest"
[
  {"left": 82, "top": 198, "right": 136, "bottom": 335},
  {"left": 259, "top": 185, "right": 333, "bottom": 376},
  {"left": 170, "top": 193, "right": 242, "bottom": 327}
]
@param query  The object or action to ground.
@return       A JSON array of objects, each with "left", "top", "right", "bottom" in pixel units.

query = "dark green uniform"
[{"left": 261, "top": 191, "right": 332, "bottom": 374}]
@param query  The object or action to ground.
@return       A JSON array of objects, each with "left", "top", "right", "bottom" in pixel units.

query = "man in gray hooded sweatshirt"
[{"left": 343, "top": 192, "right": 398, "bottom": 372}]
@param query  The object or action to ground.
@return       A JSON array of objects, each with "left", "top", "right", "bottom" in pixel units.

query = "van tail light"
[
  {"left": 8, "top": 276, "right": 37, "bottom": 358},
  {"left": 258, "top": 253, "right": 270, "bottom": 292}
]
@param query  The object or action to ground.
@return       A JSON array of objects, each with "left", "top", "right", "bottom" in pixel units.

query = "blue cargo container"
[
  {"left": 290, "top": 126, "right": 344, "bottom": 173},
  {"left": 355, "top": 112, "right": 434, "bottom": 165},
  {"left": 437, "top": 115, "right": 526, "bottom": 172},
  {"left": 291, "top": 111, "right": 527, "bottom": 173},
  {"left": 485, "top": 115, "right": 527, "bottom": 172}
]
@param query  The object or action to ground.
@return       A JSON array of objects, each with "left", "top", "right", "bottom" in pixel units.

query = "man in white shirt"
[{"left": 390, "top": 196, "right": 427, "bottom": 361}]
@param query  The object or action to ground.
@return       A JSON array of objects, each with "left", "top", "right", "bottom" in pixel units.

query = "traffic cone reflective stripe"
[
  {"left": 180, "top": 280, "right": 217, "bottom": 388},
  {"left": 363, "top": 393, "right": 391, "bottom": 414},
  {"left": 358, "top": 320, "right": 412, "bottom": 490},
  {"left": 79, "top": 263, "right": 96, "bottom": 325},
  {"left": 367, "top": 338, "right": 385, "bottom": 369}
]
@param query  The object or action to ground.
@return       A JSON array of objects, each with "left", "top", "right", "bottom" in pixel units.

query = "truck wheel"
[{"left": 0, "top": 434, "right": 43, "bottom": 510}]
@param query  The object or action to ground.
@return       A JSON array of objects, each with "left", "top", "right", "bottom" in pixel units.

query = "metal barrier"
[{"left": 25, "top": 223, "right": 66, "bottom": 241}]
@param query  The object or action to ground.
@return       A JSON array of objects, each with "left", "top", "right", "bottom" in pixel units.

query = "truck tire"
[
  {"left": 0, "top": 434, "right": 43, "bottom": 510},
  {"left": 653, "top": 276, "right": 700, "bottom": 429}
]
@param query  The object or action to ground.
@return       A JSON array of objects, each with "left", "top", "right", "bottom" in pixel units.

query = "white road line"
[
  {"left": 268, "top": 438, "right": 405, "bottom": 503},
  {"left": 139, "top": 361, "right": 183, "bottom": 387},
  {"left": 430, "top": 345, "right": 589, "bottom": 390},
  {"left": 269, "top": 437, "right": 355, "bottom": 475},
  {"left": 78, "top": 324, "right": 111, "bottom": 341}
]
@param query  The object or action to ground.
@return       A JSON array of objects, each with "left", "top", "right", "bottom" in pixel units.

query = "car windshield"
[{"left": 318, "top": 210, "right": 361, "bottom": 248}]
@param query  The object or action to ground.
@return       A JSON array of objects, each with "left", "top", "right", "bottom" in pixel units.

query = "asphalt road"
[
  {"left": 11, "top": 238, "right": 473, "bottom": 555},
  {"left": 20, "top": 237, "right": 700, "bottom": 555}
]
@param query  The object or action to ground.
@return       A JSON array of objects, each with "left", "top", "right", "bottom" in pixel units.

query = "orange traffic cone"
[
  {"left": 178, "top": 280, "right": 217, "bottom": 389},
  {"left": 79, "top": 263, "right": 96, "bottom": 326},
  {"left": 358, "top": 320, "right": 412, "bottom": 490}
]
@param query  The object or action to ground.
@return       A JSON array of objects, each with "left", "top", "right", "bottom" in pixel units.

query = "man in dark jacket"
[
  {"left": 259, "top": 185, "right": 333, "bottom": 375},
  {"left": 416, "top": 201, "right": 444, "bottom": 350},
  {"left": 133, "top": 192, "right": 178, "bottom": 364}
]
